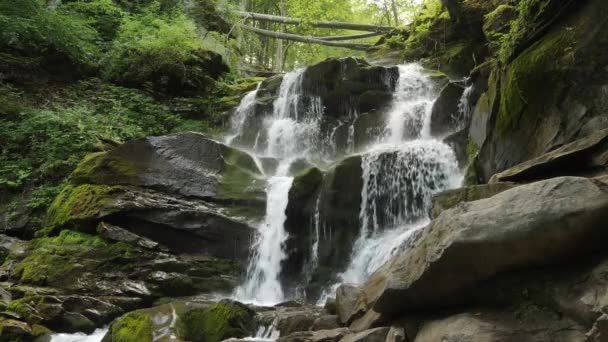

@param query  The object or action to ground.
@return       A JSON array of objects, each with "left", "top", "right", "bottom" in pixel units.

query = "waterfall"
[
  {"left": 234, "top": 176, "right": 293, "bottom": 305},
  {"left": 225, "top": 84, "right": 261, "bottom": 146},
  {"left": 383, "top": 64, "right": 436, "bottom": 143},
  {"left": 227, "top": 62, "right": 462, "bottom": 307},
  {"left": 317, "top": 65, "right": 462, "bottom": 303}
]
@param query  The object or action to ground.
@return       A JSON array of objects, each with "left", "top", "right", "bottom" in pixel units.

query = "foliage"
[
  {"left": 61, "top": 0, "right": 126, "bottom": 41},
  {"left": 12, "top": 230, "right": 131, "bottom": 287},
  {"left": 101, "top": 3, "right": 226, "bottom": 91},
  {"left": 497, "top": 0, "right": 565, "bottom": 63},
  {"left": 109, "top": 312, "right": 154, "bottom": 342},
  {"left": 0, "top": 0, "right": 100, "bottom": 71}
]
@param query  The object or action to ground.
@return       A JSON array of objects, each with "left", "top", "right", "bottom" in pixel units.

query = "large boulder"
[
  {"left": 430, "top": 182, "right": 516, "bottom": 218},
  {"left": 44, "top": 132, "right": 261, "bottom": 259},
  {"left": 283, "top": 156, "right": 363, "bottom": 297},
  {"left": 488, "top": 128, "right": 608, "bottom": 183},
  {"left": 349, "top": 177, "right": 608, "bottom": 328},
  {"left": 430, "top": 82, "right": 466, "bottom": 137},
  {"left": 476, "top": 0, "right": 608, "bottom": 182}
]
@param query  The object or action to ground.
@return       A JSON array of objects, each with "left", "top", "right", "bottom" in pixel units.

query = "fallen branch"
[
  {"left": 240, "top": 25, "right": 372, "bottom": 50},
  {"left": 238, "top": 11, "right": 394, "bottom": 33}
]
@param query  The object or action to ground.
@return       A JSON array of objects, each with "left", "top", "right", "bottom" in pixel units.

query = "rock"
[
  {"left": 483, "top": 5, "right": 517, "bottom": 52},
  {"left": 60, "top": 311, "right": 96, "bottom": 334},
  {"left": 324, "top": 298, "right": 337, "bottom": 315},
  {"left": 385, "top": 327, "right": 405, "bottom": 342},
  {"left": 277, "top": 328, "right": 350, "bottom": 342},
  {"left": 179, "top": 301, "right": 256, "bottom": 342},
  {"left": 146, "top": 271, "right": 196, "bottom": 296},
  {"left": 430, "top": 82, "right": 466, "bottom": 137},
  {"left": 311, "top": 315, "right": 340, "bottom": 331},
  {"left": 489, "top": 128, "right": 608, "bottom": 184},
  {"left": 67, "top": 132, "right": 265, "bottom": 210},
  {"left": 341, "top": 327, "right": 390, "bottom": 342},
  {"left": 46, "top": 185, "right": 254, "bottom": 259},
  {"left": 443, "top": 128, "right": 469, "bottom": 169},
  {"left": 283, "top": 156, "right": 363, "bottom": 294},
  {"left": 0, "top": 319, "right": 36, "bottom": 341},
  {"left": 431, "top": 182, "right": 516, "bottom": 219},
  {"left": 103, "top": 310, "right": 154, "bottom": 342},
  {"left": 96, "top": 222, "right": 161, "bottom": 251},
  {"left": 587, "top": 314, "right": 608, "bottom": 342},
  {"left": 476, "top": 0, "right": 608, "bottom": 182},
  {"left": 336, "top": 285, "right": 363, "bottom": 325},
  {"left": 414, "top": 311, "right": 586, "bottom": 342},
  {"left": 350, "top": 177, "right": 608, "bottom": 328}
]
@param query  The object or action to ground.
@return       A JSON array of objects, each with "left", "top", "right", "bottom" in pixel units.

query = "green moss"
[
  {"left": 7, "top": 297, "right": 38, "bottom": 322},
  {"left": 180, "top": 303, "right": 254, "bottom": 342},
  {"left": 496, "top": 21, "right": 580, "bottom": 136},
  {"left": 43, "top": 184, "right": 121, "bottom": 235},
  {"left": 289, "top": 167, "right": 323, "bottom": 205},
  {"left": 69, "top": 151, "right": 141, "bottom": 185},
  {"left": 110, "top": 312, "right": 153, "bottom": 342},
  {"left": 13, "top": 230, "right": 131, "bottom": 287},
  {"left": 466, "top": 139, "right": 480, "bottom": 164},
  {"left": 217, "top": 147, "right": 264, "bottom": 203}
]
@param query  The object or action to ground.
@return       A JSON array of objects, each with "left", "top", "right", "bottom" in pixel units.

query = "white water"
[
  {"left": 233, "top": 68, "right": 322, "bottom": 305},
  {"left": 228, "top": 62, "right": 462, "bottom": 307},
  {"left": 383, "top": 64, "right": 436, "bottom": 143},
  {"left": 317, "top": 65, "right": 462, "bottom": 303},
  {"left": 50, "top": 328, "right": 108, "bottom": 342},
  {"left": 225, "top": 84, "right": 261, "bottom": 146}
]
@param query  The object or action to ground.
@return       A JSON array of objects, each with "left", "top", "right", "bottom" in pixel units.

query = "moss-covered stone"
[
  {"left": 12, "top": 230, "right": 131, "bottom": 288},
  {"left": 483, "top": 4, "right": 517, "bottom": 50},
  {"left": 289, "top": 167, "right": 324, "bottom": 207},
  {"left": 70, "top": 152, "right": 141, "bottom": 185},
  {"left": 179, "top": 302, "right": 255, "bottom": 342},
  {"left": 431, "top": 182, "right": 516, "bottom": 219},
  {"left": 108, "top": 312, "right": 153, "bottom": 342},
  {"left": 44, "top": 184, "right": 122, "bottom": 235}
]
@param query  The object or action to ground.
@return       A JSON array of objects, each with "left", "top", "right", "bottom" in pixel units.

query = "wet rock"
[
  {"left": 311, "top": 315, "right": 340, "bottom": 331},
  {"left": 350, "top": 177, "right": 608, "bottom": 328},
  {"left": 324, "top": 298, "right": 337, "bottom": 315},
  {"left": 431, "top": 182, "right": 516, "bottom": 219},
  {"left": 385, "top": 327, "right": 405, "bottom": 342},
  {"left": 430, "top": 82, "right": 466, "bottom": 137},
  {"left": 414, "top": 310, "right": 586, "bottom": 342},
  {"left": 476, "top": 0, "right": 608, "bottom": 182},
  {"left": 277, "top": 328, "right": 350, "bottom": 342},
  {"left": 0, "top": 319, "right": 48, "bottom": 341},
  {"left": 179, "top": 301, "right": 256, "bottom": 342},
  {"left": 146, "top": 271, "right": 197, "bottom": 297},
  {"left": 336, "top": 285, "right": 363, "bottom": 325},
  {"left": 489, "top": 128, "right": 608, "bottom": 184},
  {"left": 96, "top": 222, "right": 161, "bottom": 251},
  {"left": 342, "top": 327, "right": 390, "bottom": 342}
]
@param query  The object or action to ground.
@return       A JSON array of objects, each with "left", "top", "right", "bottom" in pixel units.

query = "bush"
[
  {"left": 101, "top": 3, "right": 227, "bottom": 93},
  {"left": 61, "top": 0, "right": 126, "bottom": 41},
  {"left": 0, "top": 0, "right": 100, "bottom": 73}
]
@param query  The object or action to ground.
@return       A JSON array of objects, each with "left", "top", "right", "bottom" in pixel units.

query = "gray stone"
[
  {"left": 350, "top": 177, "right": 608, "bottom": 329},
  {"left": 430, "top": 82, "right": 465, "bottom": 137},
  {"left": 341, "top": 327, "right": 390, "bottom": 342},
  {"left": 489, "top": 128, "right": 608, "bottom": 184},
  {"left": 336, "top": 285, "right": 363, "bottom": 325}
]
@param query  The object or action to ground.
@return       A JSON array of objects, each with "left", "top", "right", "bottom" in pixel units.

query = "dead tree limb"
[
  {"left": 239, "top": 25, "right": 372, "bottom": 50},
  {"left": 238, "top": 11, "right": 394, "bottom": 33}
]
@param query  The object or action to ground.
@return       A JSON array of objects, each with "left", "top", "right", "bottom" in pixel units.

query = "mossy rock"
[
  {"left": 289, "top": 167, "right": 324, "bottom": 209},
  {"left": 44, "top": 184, "right": 123, "bottom": 235},
  {"left": 477, "top": 0, "right": 608, "bottom": 181},
  {"left": 12, "top": 230, "right": 131, "bottom": 289},
  {"left": 179, "top": 302, "right": 256, "bottom": 342},
  {"left": 106, "top": 312, "right": 153, "bottom": 342}
]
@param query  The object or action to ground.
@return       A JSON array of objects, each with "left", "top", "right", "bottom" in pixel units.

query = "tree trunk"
[
  {"left": 238, "top": 11, "right": 394, "bottom": 33},
  {"left": 316, "top": 32, "right": 383, "bottom": 41},
  {"left": 390, "top": 0, "right": 400, "bottom": 26},
  {"left": 240, "top": 25, "right": 372, "bottom": 50}
]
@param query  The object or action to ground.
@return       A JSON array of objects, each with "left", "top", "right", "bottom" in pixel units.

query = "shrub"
[
  {"left": 0, "top": 0, "right": 100, "bottom": 73},
  {"left": 101, "top": 2, "right": 227, "bottom": 93}
]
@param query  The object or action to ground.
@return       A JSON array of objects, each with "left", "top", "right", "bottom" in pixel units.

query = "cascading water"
[
  {"left": 317, "top": 65, "right": 462, "bottom": 303},
  {"left": 225, "top": 83, "right": 261, "bottom": 146},
  {"left": 233, "top": 68, "right": 324, "bottom": 305},
  {"left": 228, "top": 61, "right": 461, "bottom": 307}
]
